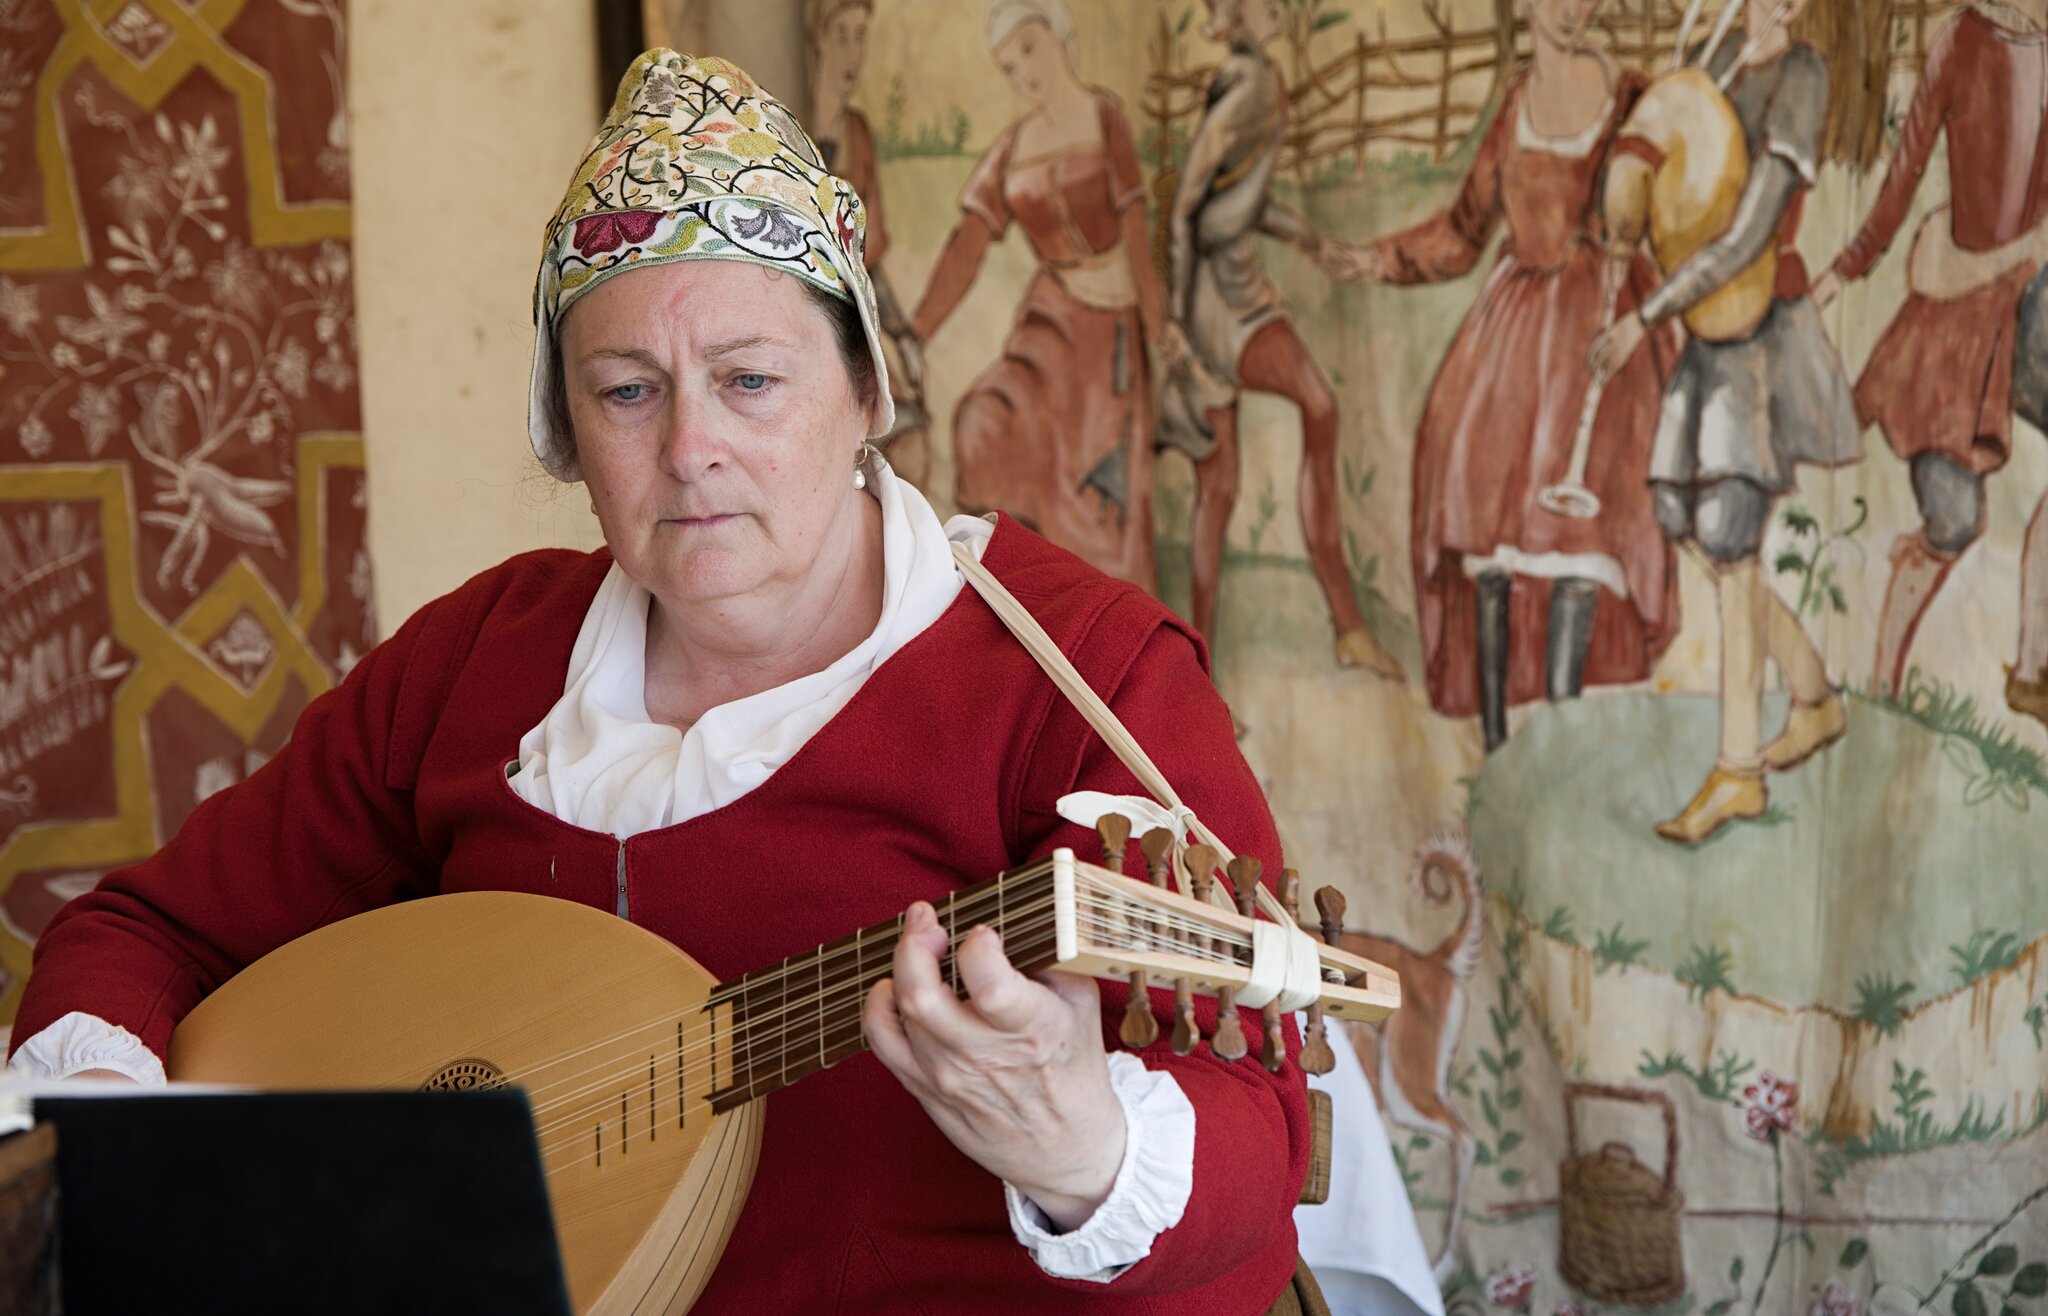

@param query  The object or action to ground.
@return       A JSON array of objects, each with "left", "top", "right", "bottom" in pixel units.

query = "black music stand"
[{"left": 34, "top": 1089, "right": 571, "bottom": 1316}]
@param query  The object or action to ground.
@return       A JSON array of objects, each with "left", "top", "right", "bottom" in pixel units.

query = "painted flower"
[
  {"left": 1485, "top": 1266, "right": 1536, "bottom": 1310},
  {"left": 572, "top": 210, "right": 662, "bottom": 258},
  {"left": 170, "top": 115, "right": 230, "bottom": 196},
  {"left": 1809, "top": 1279, "right": 1861, "bottom": 1316},
  {"left": 0, "top": 275, "right": 39, "bottom": 337},
  {"left": 57, "top": 282, "right": 146, "bottom": 358},
  {"left": 273, "top": 339, "right": 310, "bottom": 397},
  {"left": 1742, "top": 1070, "right": 1800, "bottom": 1140},
  {"left": 68, "top": 382, "right": 121, "bottom": 456},
  {"left": 18, "top": 413, "right": 52, "bottom": 458}
]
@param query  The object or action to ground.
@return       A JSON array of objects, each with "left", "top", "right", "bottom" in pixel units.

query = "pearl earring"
[{"left": 852, "top": 441, "right": 878, "bottom": 491}]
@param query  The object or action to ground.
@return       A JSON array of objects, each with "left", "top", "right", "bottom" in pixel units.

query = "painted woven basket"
[{"left": 1558, "top": 1082, "right": 1686, "bottom": 1306}]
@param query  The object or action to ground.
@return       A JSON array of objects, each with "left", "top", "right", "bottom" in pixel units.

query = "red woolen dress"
[
  {"left": 11, "top": 518, "right": 1308, "bottom": 1314},
  {"left": 1834, "top": 5, "right": 2048, "bottom": 474},
  {"left": 1370, "top": 72, "right": 1680, "bottom": 718}
]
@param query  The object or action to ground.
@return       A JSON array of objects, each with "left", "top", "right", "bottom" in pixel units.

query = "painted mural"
[
  {"left": 0, "top": 0, "right": 369, "bottom": 1024},
  {"left": 722, "top": 0, "right": 2048, "bottom": 1309}
]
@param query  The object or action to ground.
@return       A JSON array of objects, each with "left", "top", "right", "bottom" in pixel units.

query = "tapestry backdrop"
[
  {"left": 0, "top": 0, "right": 368, "bottom": 1018},
  {"left": 644, "top": 0, "right": 2048, "bottom": 1311}
]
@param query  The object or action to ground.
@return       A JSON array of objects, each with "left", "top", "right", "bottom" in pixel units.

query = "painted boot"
[
  {"left": 1545, "top": 577, "right": 1598, "bottom": 701},
  {"left": 1871, "top": 531, "right": 1959, "bottom": 700},
  {"left": 1335, "top": 626, "right": 1404, "bottom": 680},
  {"left": 1655, "top": 761, "right": 1767, "bottom": 844},
  {"left": 1476, "top": 571, "right": 1510, "bottom": 752},
  {"left": 1763, "top": 689, "right": 1848, "bottom": 772}
]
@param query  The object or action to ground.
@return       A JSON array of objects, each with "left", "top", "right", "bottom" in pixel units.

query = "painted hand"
[
  {"left": 864, "top": 902, "right": 1127, "bottom": 1231},
  {"left": 1809, "top": 269, "right": 1842, "bottom": 310},
  {"left": 896, "top": 330, "right": 927, "bottom": 396},
  {"left": 1588, "top": 310, "right": 1649, "bottom": 381},
  {"left": 1158, "top": 320, "right": 1191, "bottom": 375},
  {"left": 1323, "top": 241, "right": 1381, "bottom": 284}
]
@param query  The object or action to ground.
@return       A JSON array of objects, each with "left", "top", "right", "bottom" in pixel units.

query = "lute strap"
[{"left": 949, "top": 541, "right": 1302, "bottom": 937}]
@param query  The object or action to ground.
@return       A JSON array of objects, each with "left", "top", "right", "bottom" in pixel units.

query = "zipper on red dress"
[{"left": 614, "top": 843, "right": 629, "bottom": 920}]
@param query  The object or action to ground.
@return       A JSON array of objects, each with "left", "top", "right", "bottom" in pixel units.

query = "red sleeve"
[
  {"left": 1100, "top": 91, "right": 1146, "bottom": 214},
  {"left": 1013, "top": 594, "right": 1306, "bottom": 1296},
  {"left": 959, "top": 122, "right": 1017, "bottom": 238},
  {"left": 1372, "top": 76, "right": 1514, "bottom": 284},
  {"left": 8, "top": 569, "right": 498, "bottom": 1064},
  {"left": 1834, "top": 14, "right": 1957, "bottom": 282}
]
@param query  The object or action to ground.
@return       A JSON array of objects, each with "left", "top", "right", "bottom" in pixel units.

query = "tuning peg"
[
  {"left": 1211, "top": 986, "right": 1248, "bottom": 1062},
  {"left": 1182, "top": 843, "right": 1219, "bottom": 903},
  {"left": 1227, "top": 856, "right": 1262, "bottom": 916},
  {"left": 1119, "top": 980, "right": 1160, "bottom": 1048},
  {"left": 1299, "top": 882, "right": 1343, "bottom": 1076},
  {"left": 1139, "top": 828, "right": 1174, "bottom": 885},
  {"left": 1313, "top": 886, "right": 1347, "bottom": 949},
  {"left": 1143, "top": 828, "right": 1195, "bottom": 1053},
  {"left": 1095, "top": 814, "right": 1132, "bottom": 875},
  {"left": 1170, "top": 979, "right": 1199, "bottom": 1055}
]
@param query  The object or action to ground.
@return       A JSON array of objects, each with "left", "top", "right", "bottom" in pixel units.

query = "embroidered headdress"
[{"left": 529, "top": 49, "right": 893, "bottom": 481}]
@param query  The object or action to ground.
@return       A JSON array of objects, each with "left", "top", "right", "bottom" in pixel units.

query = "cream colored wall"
[{"left": 351, "top": 0, "right": 609, "bottom": 632}]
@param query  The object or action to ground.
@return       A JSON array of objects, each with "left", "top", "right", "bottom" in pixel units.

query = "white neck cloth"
[{"left": 508, "top": 458, "right": 993, "bottom": 838}]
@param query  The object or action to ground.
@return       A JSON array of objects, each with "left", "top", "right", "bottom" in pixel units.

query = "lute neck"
[{"left": 704, "top": 860, "right": 1062, "bottom": 1111}]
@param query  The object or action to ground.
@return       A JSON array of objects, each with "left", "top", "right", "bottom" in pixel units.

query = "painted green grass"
[
  {"left": 1470, "top": 691, "right": 2048, "bottom": 1013},
  {"left": 1810, "top": 1062, "right": 2048, "bottom": 1196}
]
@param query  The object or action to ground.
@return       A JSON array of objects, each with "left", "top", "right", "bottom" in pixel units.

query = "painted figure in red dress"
[
  {"left": 1156, "top": 0, "right": 1403, "bottom": 678},
  {"left": 1811, "top": 0, "right": 2048, "bottom": 730},
  {"left": 807, "top": 0, "right": 932, "bottom": 490},
  {"left": 1333, "top": 0, "right": 1678, "bottom": 752},
  {"left": 911, "top": 0, "right": 1161, "bottom": 592}
]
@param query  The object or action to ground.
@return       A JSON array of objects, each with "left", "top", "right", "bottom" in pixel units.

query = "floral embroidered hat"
[{"left": 529, "top": 49, "right": 893, "bottom": 481}]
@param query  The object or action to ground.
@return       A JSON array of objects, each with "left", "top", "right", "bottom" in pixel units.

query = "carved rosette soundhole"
[{"left": 419, "top": 1058, "right": 508, "bottom": 1092}]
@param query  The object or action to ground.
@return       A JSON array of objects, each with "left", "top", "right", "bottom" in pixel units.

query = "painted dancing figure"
[
  {"left": 1158, "top": 0, "right": 1402, "bottom": 678},
  {"left": 1592, "top": 0, "right": 1861, "bottom": 844},
  {"left": 1342, "top": 0, "right": 1678, "bottom": 751},
  {"left": 1811, "top": 0, "right": 2048, "bottom": 729}
]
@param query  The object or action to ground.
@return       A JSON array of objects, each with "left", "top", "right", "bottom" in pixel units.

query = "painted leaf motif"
[
  {"left": 2011, "top": 1263, "right": 2048, "bottom": 1296},
  {"left": 1978, "top": 1246, "right": 2018, "bottom": 1277},
  {"left": 1841, "top": 1238, "right": 1869, "bottom": 1267},
  {"left": 1953, "top": 1281, "right": 1987, "bottom": 1316}
]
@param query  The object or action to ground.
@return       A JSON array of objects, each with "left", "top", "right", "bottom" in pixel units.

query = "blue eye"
[
  {"left": 734, "top": 373, "right": 769, "bottom": 392},
  {"left": 607, "top": 383, "right": 648, "bottom": 403}
]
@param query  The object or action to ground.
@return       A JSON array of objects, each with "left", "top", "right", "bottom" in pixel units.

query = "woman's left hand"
[
  {"left": 1589, "top": 309, "right": 1648, "bottom": 380},
  {"left": 864, "top": 901, "right": 1127, "bottom": 1231}
]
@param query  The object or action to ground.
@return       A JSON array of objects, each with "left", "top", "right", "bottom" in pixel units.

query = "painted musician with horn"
[
  {"left": 6, "top": 49, "right": 1378, "bottom": 1315},
  {"left": 1588, "top": 0, "right": 1869, "bottom": 844}
]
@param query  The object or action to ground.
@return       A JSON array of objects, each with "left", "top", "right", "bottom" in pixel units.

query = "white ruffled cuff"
[
  {"left": 8, "top": 1011, "right": 167, "bottom": 1085},
  {"left": 1004, "top": 1051, "right": 1196, "bottom": 1283}
]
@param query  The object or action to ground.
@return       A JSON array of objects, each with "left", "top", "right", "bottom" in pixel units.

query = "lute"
[{"left": 167, "top": 830, "right": 1399, "bottom": 1315}]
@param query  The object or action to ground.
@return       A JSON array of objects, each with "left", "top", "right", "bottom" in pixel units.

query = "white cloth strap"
[
  {"left": 1055, "top": 791, "right": 1195, "bottom": 843},
  {"left": 949, "top": 541, "right": 1299, "bottom": 938},
  {"left": 1236, "top": 919, "right": 1325, "bottom": 1013}
]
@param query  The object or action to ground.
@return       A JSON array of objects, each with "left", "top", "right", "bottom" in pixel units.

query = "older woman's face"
[
  {"left": 993, "top": 18, "right": 1068, "bottom": 105},
  {"left": 560, "top": 261, "right": 870, "bottom": 607}
]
